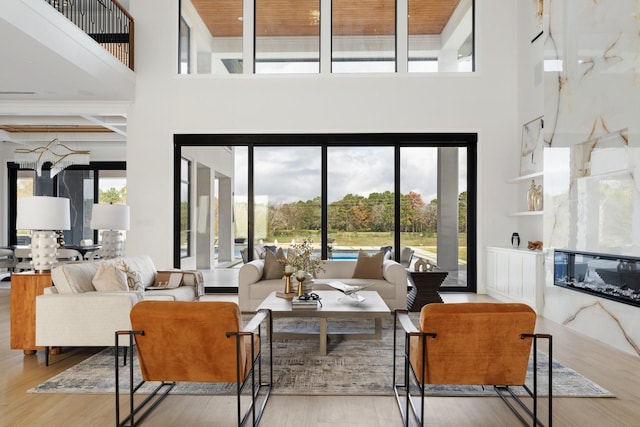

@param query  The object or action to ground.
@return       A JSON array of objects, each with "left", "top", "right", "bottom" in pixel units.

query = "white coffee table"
[{"left": 257, "top": 290, "right": 391, "bottom": 356}]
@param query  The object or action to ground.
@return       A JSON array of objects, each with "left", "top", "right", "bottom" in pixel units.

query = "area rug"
[{"left": 29, "top": 317, "right": 614, "bottom": 398}]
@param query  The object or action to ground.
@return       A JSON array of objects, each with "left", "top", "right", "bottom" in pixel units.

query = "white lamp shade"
[
  {"left": 16, "top": 196, "right": 71, "bottom": 230},
  {"left": 90, "top": 204, "right": 130, "bottom": 230}
]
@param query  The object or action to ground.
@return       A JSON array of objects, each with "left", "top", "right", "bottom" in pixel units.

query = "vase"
[
  {"left": 534, "top": 185, "right": 543, "bottom": 211},
  {"left": 511, "top": 232, "right": 520, "bottom": 249},
  {"left": 526, "top": 180, "right": 537, "bottom": 211}
]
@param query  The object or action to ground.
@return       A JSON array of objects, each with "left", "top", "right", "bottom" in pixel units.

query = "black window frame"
[
  {"left": 7, "top": 161, "right": 126, "bottom": 247},
  {"left": 174, "top": 133, "right": 477, "bottom": 293}
]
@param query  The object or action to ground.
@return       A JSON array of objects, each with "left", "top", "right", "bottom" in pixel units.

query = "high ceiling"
[
  {"left": 192, "top": 0, "right": 461, "bottom": 37},
  {"left": 0, "top": 0, "right": 461, "bottom": 147}
]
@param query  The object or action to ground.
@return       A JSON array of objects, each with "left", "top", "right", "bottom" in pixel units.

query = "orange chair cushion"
[
  {"left": 409, "top": 302, "right": 536, "bottom": 386},
  {"left": 130, "top": 301, "right": 258, "bottom": 383}
]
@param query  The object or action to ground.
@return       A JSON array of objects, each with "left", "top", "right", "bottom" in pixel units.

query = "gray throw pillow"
[{"left": 262, "top": 248, "right": 285, "bottom": 279}]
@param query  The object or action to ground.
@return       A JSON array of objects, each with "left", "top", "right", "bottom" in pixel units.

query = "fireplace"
[{"left": 554, "top": 250, "right": 640, "bottom": 307}]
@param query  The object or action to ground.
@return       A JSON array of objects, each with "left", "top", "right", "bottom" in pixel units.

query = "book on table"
[{"left": 291, "top": 297, "right": 319, "bottom": 310}]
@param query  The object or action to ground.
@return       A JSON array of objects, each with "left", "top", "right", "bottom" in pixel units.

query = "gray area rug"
[{"left": 29, "top": 317, "right": 614, "bottom": 397}]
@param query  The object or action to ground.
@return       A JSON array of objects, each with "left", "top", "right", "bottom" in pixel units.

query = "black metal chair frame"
[
  {"left": 115, "top": 308, "right": 273, "bottom": 427},
  {"left": 393, "top": 309, "right": 553, "bottom": 427}
]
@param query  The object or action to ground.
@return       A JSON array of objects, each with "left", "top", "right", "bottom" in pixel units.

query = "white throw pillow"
[
  {"left": 92, "top": 262, "right": 128, "bottom": 292},
  {"left": 115, "top": 258, "right": 145, "bottom": 292}
]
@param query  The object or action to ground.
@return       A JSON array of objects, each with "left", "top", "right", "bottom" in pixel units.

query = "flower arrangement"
[{"left": 287, "top": 236, "right": 325, "bottom": 277}]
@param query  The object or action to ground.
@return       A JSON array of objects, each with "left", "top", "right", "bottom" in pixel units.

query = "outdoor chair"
[
  {"left": 115, "top": 301, "right": 272, "bottom": 427},
  {"left": 393, "top": 303, "right": 552, "bottom": 427},
  {"left": 13, "top": 247, "right": 33, "bottom": 271},
  {"left": 0, "top": 248, "right": 15, "bottom": 272}
]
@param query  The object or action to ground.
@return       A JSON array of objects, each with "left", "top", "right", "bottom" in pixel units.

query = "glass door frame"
[{"left": 174, "top": 133, "right": 477, "bottom": 292}]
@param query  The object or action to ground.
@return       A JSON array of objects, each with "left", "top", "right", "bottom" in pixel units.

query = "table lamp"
[
  {"left": 90, "top": 203, "right": 130, "bottom": 258},
  {"left": 16, "top": 196, "right": 71, "bottom": 271}
]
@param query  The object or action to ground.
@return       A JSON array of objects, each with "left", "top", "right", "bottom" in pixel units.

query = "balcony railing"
[{"left": 44, "top": 0, "right": 134, "bottom": 70}]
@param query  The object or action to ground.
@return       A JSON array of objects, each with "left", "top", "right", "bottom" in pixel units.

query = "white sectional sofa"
[
  {"left": 35, "top": 255, "right": 203, "bottom": 359},
  {"left": 238, "top": 258, "right": 408, "bottom": 312}
]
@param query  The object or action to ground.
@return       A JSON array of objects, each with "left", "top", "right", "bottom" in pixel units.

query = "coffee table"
[{"left": 257, "top": 290, "right": 391, "bottom": 356}]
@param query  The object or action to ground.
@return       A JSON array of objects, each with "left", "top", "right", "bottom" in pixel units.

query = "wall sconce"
[
  {"left": 16, "top": 196, "right": 71, "bottom": 271},
  {"left": 90, "top": 204, "right": 130, "bottom": 258}
]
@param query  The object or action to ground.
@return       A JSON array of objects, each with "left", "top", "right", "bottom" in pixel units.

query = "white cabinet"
[{"left": 486, "top": 246, "right": 544, "bottom": 312}]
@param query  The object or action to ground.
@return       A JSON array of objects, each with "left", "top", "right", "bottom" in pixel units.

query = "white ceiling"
[{"left": 0, "top": 0, "right": 134, "bottom": 146}]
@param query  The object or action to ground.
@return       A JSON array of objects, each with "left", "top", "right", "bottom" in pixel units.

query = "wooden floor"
[{"left": 1, "top": 288, "right": 639, "bottom": 427}]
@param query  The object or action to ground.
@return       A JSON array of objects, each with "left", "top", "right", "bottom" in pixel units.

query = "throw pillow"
[
  {"left": 352, "top": 250, "right": 385, "bottom": 279},
  {"left": 115, "top": 258, "right": 145, "bottom": 292},
  {"left": 262, "top": 248, "right": 286, "bottom": 280},
  {"left": 92, "top": 261, "right": 128, "bottom": 292}
]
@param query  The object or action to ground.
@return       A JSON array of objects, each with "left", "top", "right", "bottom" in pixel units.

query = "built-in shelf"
[
  {"left": 508, "top": 171, "right": 543, "bottom": 184},
  {"left": 510, "top": 211, "right": 543, "bottom": 217}
]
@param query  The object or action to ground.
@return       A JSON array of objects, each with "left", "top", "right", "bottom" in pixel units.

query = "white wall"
[{"left": 127, "top": 0, "right": 521, "bottom": 287}]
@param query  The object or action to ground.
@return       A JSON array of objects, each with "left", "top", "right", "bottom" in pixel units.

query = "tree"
[{"left": 99, "top": 187, "right": 126, "bottom": 204}]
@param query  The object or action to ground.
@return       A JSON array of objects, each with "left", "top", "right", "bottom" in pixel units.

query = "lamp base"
[
  {"left": 30, "top": 230, "right": 58, "bottom": 271},
  {"left": 101, "top": 230, "right": 125, "bottom": 259}
]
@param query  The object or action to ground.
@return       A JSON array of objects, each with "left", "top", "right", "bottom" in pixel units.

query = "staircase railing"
[{"left": 44, "top": 0, "right": 134, "bottom": 70}]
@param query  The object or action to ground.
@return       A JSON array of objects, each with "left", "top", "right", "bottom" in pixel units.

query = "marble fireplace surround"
[{"left": 540, "top": 0, "right": 640, "bottom": 358}]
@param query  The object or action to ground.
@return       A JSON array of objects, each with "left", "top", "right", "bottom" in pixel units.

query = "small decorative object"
[
  {"left": 414, "top": 257, "right": 434, "bottom": 272},
  {"left": 534, "top": 184, "right": 543, "bottom": 211},
  {"left": 55, "top": 230, "right": 65, "bottom": 247},
  {"left": 527, "top": 240, "right": 543, "bottom": 251},
  {"left": 283, "top": 264, "right": 294, "bottom": 294},
  {"left": 511, "top": 232, "right": 521, "bottom": 249},
  {"left": 295, "top": 271, "right": 306, "bottom": 297},
  {"left": 527, "top": 180, "right": 537, "bottom": 211}
]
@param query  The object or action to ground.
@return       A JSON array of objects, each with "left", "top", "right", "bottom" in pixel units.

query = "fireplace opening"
[{"left": 554, "top": 249, "right": 640, "bottom": 308}]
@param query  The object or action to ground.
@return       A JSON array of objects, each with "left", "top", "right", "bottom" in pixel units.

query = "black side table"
[{"left": 407, "top": 271, "right": 448, "bottom": 311}]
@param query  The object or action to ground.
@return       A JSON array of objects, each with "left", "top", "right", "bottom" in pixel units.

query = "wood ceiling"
[{"left": 191, "top": 0, "right": 462, "bottom": 37}]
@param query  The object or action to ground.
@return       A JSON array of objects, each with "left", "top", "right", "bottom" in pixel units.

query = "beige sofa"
[
  {"left": 35, "top": 255, "right": 203, "bottom": 359},
  {"left": 238, "top": 259, "right": 408, "bottom": 312}
]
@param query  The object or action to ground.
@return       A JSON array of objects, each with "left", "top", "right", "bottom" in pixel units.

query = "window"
[
  {"left": 179, "top": 16, "right": 191, "bottom": 74},
  {"left": 175, "top": 134, "right": 477, "bottom": 291},
  {"left": 180, "top": 157, "right": 192, "bottom": 258},
  {"left": 179, "top": 0, "right": 474, "bottom": 74},
  {"left": 332, "top": 0, "right": 396, "bottom": 73},
  {"left": 327, "top": 146, "right": 395, "bottom": 251},
  {"left": 400, "top": 146, "right": 468, "bottom": 287},
  {"left": 8, "top": 162, "right": 126, "bottom": 247},
  {"left": 255, "top": 0, "right": 320, "bottom": 74},
  {"left": 408, "top": 0, "right": 474, "bottom": 72}
]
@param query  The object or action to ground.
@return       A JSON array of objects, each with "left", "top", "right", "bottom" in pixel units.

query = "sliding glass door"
[{"left": 175, "top": 134, "right": 476, "bottom": 291}]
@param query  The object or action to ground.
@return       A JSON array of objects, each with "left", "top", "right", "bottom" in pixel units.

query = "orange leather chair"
[
  {"left": 393, "top": 303, "right": 552, "bottom": 427},
  {"left": 115, "top": 301, "right": 272, "bottom": 426}
]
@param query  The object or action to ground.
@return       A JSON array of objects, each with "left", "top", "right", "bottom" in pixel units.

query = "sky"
[{"left": 234, "top": 146, "right": 467, "bottom": 205}]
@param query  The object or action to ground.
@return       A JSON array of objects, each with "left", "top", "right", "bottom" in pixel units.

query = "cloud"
[{"left": 235, "top": 146, "right": 467, "bottom": 204}]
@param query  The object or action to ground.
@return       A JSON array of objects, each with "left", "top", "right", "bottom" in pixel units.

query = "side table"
[
  {"left": 10, "top": 271, "right": 52, "bottom": 355},
  {"left": 407, "top": 271, "right": 448, "bottom": 312}
]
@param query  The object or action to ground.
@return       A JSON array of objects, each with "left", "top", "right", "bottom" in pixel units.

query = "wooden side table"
[
  {"left": 407, "top": 271, "right": 448, "bottom": 312},
  {"left": 10, "top": 271, "right": 52, "bottom": 355}
]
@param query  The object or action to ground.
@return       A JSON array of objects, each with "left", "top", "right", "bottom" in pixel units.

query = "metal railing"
[{"left": 44, "top": 0, "right": 134, "bottom": 70}]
